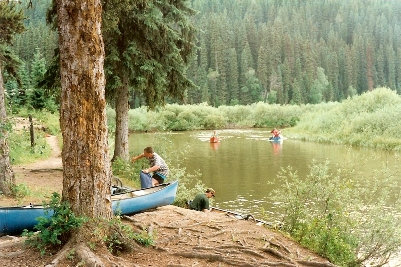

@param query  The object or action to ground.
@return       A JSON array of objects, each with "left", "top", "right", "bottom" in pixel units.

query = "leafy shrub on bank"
[
  {"left": 23, "top": 193, "right": 87, "bottom": 255},
  {"left": 125, "top": 102, "right": 303, "bottom": 132},
  {"left": 270, "top": 160, "right": 401, "bottom": 266},
  {"left": 289, "top": 88, "right": 401, "bottom": 150}
]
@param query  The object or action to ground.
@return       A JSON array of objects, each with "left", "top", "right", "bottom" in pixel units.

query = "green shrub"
[
  {"left": 11, "top": 183, "right": 30, "bottom": 199},
  {"left": 289, "top": 88, "right": 401, "bottom": 150},
  {"left": 270, "top": 160, "right": 401, "bottom": 266},
  {"left": 23, "top": 193, "right": 87, "bottom": 255},
  {"left": 9, "top": 130, "right": 51, "bottom": 165},
  {"left": 112, "top": 157, "right": 141, "bottom": 188},
  {"left": 103, "top": 216, "right": 154, "bottom": 255},
  {"left": 124, "top": 102, "right": 303, "bottom": 132}
]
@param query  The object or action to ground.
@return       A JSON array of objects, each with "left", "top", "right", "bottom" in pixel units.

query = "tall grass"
[
  {"left": 118, "top": 87, "right": 401, "bottom": 150},
  {"left": 270, "top": 160, "right": 401, "bottom": 266},
  {"left": 288, "top": 88, "right": 401, "bottom": 150},
  {"left": 123, "top": 102, "right": 302, "bottom": 132},
  {"left": 9, "top": 110, "right": 60, "bottom": 165},
  {"left": 9, "top": 131, "right": 51, "bottom": 165}
]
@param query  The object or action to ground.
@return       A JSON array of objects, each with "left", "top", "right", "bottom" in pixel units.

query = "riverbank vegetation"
[
  {"left": 107, "top": 102, "right": 301, "bottom": 132},
  {"left": 107, "top": 87, "right": 401, "bottom": 150},
  {"left": 270, "top": 160, "right": 401, "bottom": 266},
  {"left": 287, "top": 88, "right": 401, "bottom": 150}
]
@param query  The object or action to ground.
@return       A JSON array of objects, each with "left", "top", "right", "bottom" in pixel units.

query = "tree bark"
[
  {"left": 112, "top": 73, "right": 129, "bottom": 161},
  {"left": 56, "top": 0, "right": 112, "bottom": 219},
  {"left": 0, "top": 62, "right": 15, "bottom": 196}
]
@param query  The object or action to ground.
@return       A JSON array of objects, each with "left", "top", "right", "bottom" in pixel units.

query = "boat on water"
[
  {"left": 268, "top": 136, "right": 286, "bottom": 143},
  {"left": 0, "top": 181, "right": 178, "bottom": 235},
  {"left": 210, "top": 136, "right": 219, "bottom": 143}
]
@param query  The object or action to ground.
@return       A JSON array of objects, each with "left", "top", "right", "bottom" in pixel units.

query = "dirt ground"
[{"left": 0, "top": 128, "right": 336, "bottom": 267}]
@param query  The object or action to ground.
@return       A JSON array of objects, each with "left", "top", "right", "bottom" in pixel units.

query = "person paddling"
[{"left": 270, "top": 128, "right": 281, "bottom": 139}]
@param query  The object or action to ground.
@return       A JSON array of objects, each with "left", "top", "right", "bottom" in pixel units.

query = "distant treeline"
[
  {"left": 6, "top": 0, "right": 401, "bottom": 109},
  {"left": 186, "top": 0, "right": 401, "bottom": 106}
]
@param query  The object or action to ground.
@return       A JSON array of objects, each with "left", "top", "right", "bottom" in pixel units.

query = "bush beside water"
[
  {"left": 270, "top": 161, "right": 401, "bottom": 266},
  {"left": 121, "top": 102, "right": 302, "bottom": 132},
  {"left": 288, "top": 88, "right": 401, "bottom": 150},
  {"left": 118, "top": 88, "right": 401, "bottom": 150}
]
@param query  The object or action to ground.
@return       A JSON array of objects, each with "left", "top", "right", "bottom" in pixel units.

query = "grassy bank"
[
  {"left": 269, "top": 160, "right": 401, "bottom": 266},
  {"left": 107, "top": 87, "right": 401, "bottom": 151},
  {"left": 9, "top": 109, "right": 60, "bottom": 165},
  {"left": 286, "top": 87, "right": 401, "bottom": 150},
  {"left": 106, "top": 102, "right": 302, "bottom": 132}
]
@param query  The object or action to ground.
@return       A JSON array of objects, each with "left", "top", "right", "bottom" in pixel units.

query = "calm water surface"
[{"left": 129, "top": 129, "right": 400, "bottom": 216}]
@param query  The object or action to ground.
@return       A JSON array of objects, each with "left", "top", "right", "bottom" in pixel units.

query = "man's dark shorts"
[{"left": 152, "top": 173, "right": 165, "bottom": 184}]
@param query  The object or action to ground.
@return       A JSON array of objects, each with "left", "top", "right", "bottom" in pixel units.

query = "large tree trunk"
[
  {"left": 112, "top": 74, "right": 129, "bottom": 161},
  {"left": 0, "top": 63, "right": 15, "bottom": 196},
  {"left": 57, "top": 0, "right": 112, "bottom": 219}
]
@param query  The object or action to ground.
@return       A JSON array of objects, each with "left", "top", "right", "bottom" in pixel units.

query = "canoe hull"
[
  {"left": 112, "top": 181, "right": 178, "bottom": 215},
  {"left": 0, "top": 206, "right": 52, "bottom": 235},
  {"left": 0, "top": 181, "right": 178, "bottom": 235},
  {"left": 269, "top": 136, "right": 287, "bottom": 143}
]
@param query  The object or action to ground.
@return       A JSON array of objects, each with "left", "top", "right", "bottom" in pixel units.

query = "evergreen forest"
[{"left": 4, "top": 0, "right": 401, "bottom": 109}]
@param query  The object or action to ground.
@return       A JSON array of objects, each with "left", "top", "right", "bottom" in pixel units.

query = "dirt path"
[{"left": 0, "top": 135, "right": 63, "bottom": 206}]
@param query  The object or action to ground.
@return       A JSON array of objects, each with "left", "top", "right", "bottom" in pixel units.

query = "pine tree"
[
  {"left": 29, "top": 48, "right": 47, "bottom": 109},
  {"left": 227, "top": 48, "right": 239, "bottom": 104},
  {"left": 0, "top": 1, "right": 24, "bottom": 196},
  {"left": 102, "top": 0, "right": 196, "bottom": 160},
  {"left": 290, "top": 78, "right": 303, "bottom": 105},
  {"left": 309, "top": 67, "right": 329, "bottom": 104},
  {"left": 396, "top": 47, "right": 401, "bottom": 94},
  {"left": 386, "top": 44, "right": 396, "bottom": 90},
  {"left": 239, "top": 41, "right": 254, "bottom": 90}
]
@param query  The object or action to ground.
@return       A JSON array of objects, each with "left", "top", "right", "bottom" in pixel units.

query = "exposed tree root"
[
  {"left": 121, "top": 215, "right": 146, "bottom": 230},
  {"left": 207, "top": 229, "right": 229, "bottom": 237},
  {"left": 206, "top": 224, "right": 223, "bottom": 231},
  {"left": 173, "top": 251, "right": 256, "bottom": 267},
  {"left": 296, "top": 260, "right": 337, "bottom": 267},
  {"left": 260, "top": 247, "right": 294, "bottom": 263},
  {"left": 0, "top": 236, "right": 25, "bottom": 249},
  {"left": 45, "top": 244, "right": 71, "bottom": 267},
  {"left": 262, "top": 261, "right": 297, "bottom": 267},
  {"left": 217, "top": 244, "right": 248, "bottom": 250},
  {"left": 45, "top": 243, "right": 110, "bottom": 267},
  {"left": 75, "top": 243, "right": 106, "bottom": 267},
  {"left": 0, "top": 250, "right": 25, "bottom": 258},
  {"left": 193, "top": 245, "right": 266, "bottom": 259},
  {"left": 264, "top": 239, "right": 292, "bottom": 254}
]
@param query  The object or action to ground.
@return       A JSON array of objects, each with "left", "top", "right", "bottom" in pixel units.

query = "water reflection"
[
  {"left": 210, "top": 142, "right": 220, "bottom": 150},
  {"left": 129, "top": 129, "right": 400, "bottom": 216},
  {"left": 270, "top": 142, "right": 282, "bottom": 155}
]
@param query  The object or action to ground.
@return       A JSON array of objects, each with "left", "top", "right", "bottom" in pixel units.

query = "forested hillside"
[
  {"left": 5, "top": 0, "right": 401, "bottom": 108},
  {"left": 186, "top": 0, "right": 401, "bottom": 106}
]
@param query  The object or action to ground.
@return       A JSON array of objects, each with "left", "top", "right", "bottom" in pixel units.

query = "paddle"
[{"left": 210, "top": 206, "right": 275, "bottom": 227}]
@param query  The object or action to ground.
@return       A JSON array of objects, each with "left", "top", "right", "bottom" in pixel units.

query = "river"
[{"left": 129, "top": 129, "right": 400, "bottom": 217}]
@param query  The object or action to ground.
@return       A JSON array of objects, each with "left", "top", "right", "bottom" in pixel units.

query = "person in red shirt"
[{"left": 271, "top": 128, "right": 281, "bottom": 138}]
